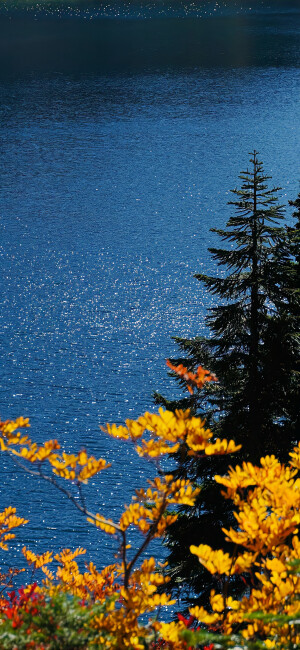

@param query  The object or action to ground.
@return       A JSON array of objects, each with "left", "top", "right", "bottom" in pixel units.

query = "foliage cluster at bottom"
[{"left": 0, "top": 372, "right": 300, "bottom": 649}]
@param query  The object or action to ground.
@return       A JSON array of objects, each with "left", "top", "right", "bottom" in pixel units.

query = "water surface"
[{"left": 0, "top": 2, "right": 299, "bottom": 574}]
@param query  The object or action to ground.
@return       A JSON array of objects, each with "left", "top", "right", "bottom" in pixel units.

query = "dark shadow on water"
[{"left": 0, "top": 10, "right": 299, "bottom": 76}]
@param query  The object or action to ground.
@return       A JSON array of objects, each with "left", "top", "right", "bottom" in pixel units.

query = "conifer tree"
[
  {"left": 156, "top": 153, "right": 299, "bottom": 610},
  {"left": 157, "top": 151, "right": 291, "bottom": 459},
  {"left": 261, "top": 190, "right": 300, "bottom": 446}
]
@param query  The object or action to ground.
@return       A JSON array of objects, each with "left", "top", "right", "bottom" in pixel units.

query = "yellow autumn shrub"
[
  {"left": 0, "top": 365, "right": 241, "bottom": 649},
  {"left": 188, "top": 447, "right": 300, "bottom": 649},
  {"left": 0, "top": 364, "right": 299, "bottom": 649}
]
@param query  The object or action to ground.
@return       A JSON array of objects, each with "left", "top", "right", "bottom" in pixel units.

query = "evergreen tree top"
[{"left": 227, "top": 150, "right": 284, "bottom": 219}]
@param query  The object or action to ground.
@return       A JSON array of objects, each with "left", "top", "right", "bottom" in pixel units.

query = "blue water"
[{"left": 0, "top": 2, "right": 299, "bottom": 577}]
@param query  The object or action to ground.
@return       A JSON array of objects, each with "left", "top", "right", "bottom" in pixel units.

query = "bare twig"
[{"left": 8, "top": 453, "right": 123, "bottom": 534}]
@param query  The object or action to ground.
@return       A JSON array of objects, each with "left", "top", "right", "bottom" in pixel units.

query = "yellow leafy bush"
[
  {"left": 0, "top": 367, "right": 240, "bottom": 648},
  {"left": 189, "top": 447, "right": 300, "bottom": 648},
  {"left": 1, "top": 367, "right": 299, "bottom": 649}
]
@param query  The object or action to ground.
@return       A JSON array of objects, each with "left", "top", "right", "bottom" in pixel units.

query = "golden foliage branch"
[
  {"left": 183, "top": 447, "right": 300, "bottom": 649},
  {"left": 0, "top": 366, "right": 243, "bottom": 648}
]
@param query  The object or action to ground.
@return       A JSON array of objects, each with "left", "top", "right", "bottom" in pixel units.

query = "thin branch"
[
  {"left": 8, "top": 453, "right": 123, "bottom": 534},
  {"left": 77, "top": 482, "right": 87, "bottom": 512},
  {"left": 124, "top": 493, "right": 168, "bottom": 588}
]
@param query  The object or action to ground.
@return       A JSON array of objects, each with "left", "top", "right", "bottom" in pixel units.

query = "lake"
[{"left": 0, "top": 0, "right": 299, "bottom": 575}]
